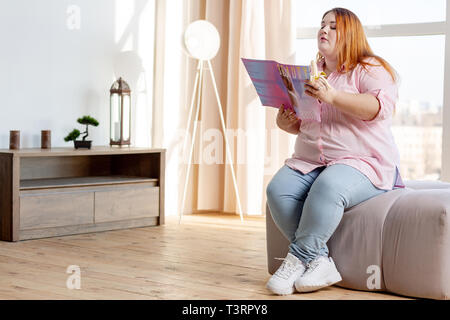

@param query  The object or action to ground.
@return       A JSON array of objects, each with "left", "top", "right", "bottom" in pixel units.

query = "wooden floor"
[{"left": 0, "top": 213, "right": 411, "bottom": 300}]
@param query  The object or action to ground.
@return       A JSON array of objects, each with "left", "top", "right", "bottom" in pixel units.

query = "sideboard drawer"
[
  {"left": 94, "top": 186, "right": 160, "bottom": 223},
  {"left": 20, "top": 191, "right": 94, "bottom": 230}
]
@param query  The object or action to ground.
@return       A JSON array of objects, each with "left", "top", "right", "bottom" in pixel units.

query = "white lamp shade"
[{"left": 183, "top": 20, "right": 220, "bottom": 60}]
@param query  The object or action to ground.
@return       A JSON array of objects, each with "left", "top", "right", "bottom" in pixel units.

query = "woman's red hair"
[{"left": 317, "top": 7, "right": 397, "bottom": 82}]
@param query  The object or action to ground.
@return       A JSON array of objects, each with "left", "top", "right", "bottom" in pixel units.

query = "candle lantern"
[{"left": 110, "top": 77, "right": 131, "bottom": 146}]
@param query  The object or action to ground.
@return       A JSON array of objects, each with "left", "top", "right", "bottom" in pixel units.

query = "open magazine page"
[{"left": 241, "top": 58, "right": 321, "bottom": 122}]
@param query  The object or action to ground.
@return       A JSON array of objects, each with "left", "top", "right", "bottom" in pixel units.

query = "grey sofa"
[{"left": 266, "top": 180, "right": 450, "bottom": 300}]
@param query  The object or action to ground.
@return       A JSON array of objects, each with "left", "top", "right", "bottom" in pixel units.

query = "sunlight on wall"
[
  {"left": 115, "top": 0, "right": 134, "bottom": 50},
  {"left": 162, "top": 0, "right": 185, "bottom": 216},
  {"left": 135, "top": 1, "right": 155, "bottom": 147},
  {"left": 113, "top": 0, "right": 154, "bottom": 147}
]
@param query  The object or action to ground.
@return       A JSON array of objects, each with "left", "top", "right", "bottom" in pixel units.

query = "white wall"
[{"left": 0, "top": 0, "right": 155, "bottom": 149}]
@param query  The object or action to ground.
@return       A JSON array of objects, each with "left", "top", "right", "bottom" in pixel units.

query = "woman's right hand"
[{"left": 276, "top": 105, "right": 301, "bottom": 135}]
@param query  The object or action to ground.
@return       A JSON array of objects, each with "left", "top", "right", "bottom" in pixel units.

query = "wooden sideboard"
[{"left": 0, "top": 147, "right": 165, "bottom": 241}]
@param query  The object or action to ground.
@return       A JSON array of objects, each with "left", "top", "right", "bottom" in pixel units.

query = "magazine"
[{"left": 241, "top": 58, "right": 321, "bottom": 122}]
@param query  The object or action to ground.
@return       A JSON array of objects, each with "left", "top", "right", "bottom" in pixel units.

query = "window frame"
[{"left": 296, "top": 1, "right": 450, "bottom": 182}]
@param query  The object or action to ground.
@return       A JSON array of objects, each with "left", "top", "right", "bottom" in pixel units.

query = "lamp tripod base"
[{"left": 179, "top": 59, "right": 244, "bottom": 223}]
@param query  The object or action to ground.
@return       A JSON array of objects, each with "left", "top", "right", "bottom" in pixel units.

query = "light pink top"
[{"left": 285, "top": 57, "right": 405, "bottom": 190}]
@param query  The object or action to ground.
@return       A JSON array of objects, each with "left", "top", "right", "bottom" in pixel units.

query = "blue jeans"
[{"left": 266, "top": 164, "right": 388, "bottom": 265}]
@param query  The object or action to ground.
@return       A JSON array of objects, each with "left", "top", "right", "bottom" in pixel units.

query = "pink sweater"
[{"left": 285, "top": 57, "right": 405, "bottom": 190}]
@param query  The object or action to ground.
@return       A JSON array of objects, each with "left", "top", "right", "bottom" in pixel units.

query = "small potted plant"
[{"left": 64, "top": 115, "right": 99, "bottom": 149}]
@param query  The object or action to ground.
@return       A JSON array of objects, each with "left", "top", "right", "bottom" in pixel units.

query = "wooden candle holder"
[
  {"left": 41, "top": 130, "right": 51, "bottom": 149},
  {"left": 9, "top": 130, "right": 20, "bottom": 150}
]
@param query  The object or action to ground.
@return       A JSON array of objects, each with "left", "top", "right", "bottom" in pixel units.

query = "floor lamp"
[{"left": 179, "top": 20, "right": 244, "bottom": 223}]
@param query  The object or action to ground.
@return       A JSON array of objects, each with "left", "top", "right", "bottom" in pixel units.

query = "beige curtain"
[{"left": 176, "top": 0, "right": 296, "bottom": 216}]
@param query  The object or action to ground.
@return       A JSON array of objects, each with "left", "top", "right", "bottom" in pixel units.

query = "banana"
[
  {"left": 310, "top": 60, "right": 327, "bottom": 81},
  {"left": 309, "top": 59, "right": 331, "bottom": 90},
  {"left": 310, "top": 60, "right": 318, "bottom": 81}
]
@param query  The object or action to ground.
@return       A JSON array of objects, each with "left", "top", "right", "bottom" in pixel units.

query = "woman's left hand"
[{"left": 304, "top": 76, "right": 337, "bottom": 105}]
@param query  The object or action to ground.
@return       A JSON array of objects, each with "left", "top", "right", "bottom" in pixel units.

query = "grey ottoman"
[{"left": 266, "top": 180, "right": 450, "bottom": 299}]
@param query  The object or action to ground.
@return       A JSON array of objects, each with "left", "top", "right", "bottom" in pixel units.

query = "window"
[
  {"left": 295, "top": 1, "right": 447, "bottom": 181},
  {"left": 296, "top": 0, "right": 445, "bottom": 27}
]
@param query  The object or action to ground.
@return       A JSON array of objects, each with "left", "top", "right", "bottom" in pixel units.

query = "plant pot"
[{"left": 74, "top": 140, "right": 92, "bottom": 149}]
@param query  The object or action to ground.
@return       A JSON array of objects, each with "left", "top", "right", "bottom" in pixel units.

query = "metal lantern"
[{"left": 110, "top": 77, "right": 131, "bottom": 146}]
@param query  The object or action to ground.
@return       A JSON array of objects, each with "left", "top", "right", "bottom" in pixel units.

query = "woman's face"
[{"left": 317, "top": 12, "right": 338, "bottom": 59}]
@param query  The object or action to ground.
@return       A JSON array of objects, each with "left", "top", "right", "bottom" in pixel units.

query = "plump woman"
[{"left": 266, "top": 7, "right": 403, "bottom": 295}]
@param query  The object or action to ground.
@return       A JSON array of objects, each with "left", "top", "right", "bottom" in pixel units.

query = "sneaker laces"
[
  {"left": 304, "top": 256, "right": 326, "bottom": 275},
  {"left": 273, "top": 256, "right": 302, "bottom": 279}
]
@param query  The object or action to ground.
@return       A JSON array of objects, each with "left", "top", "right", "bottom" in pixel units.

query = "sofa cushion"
[
  {"left": 266, "top": 180, "right": 450, "bottom": 299},
  {"left": 328, "top": 188, "right": 410, "bottom": 291},
  {"left": 382, "top": 189, "right": 450, "bottom": 299}
]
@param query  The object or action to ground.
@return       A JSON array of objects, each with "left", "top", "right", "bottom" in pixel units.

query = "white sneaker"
[
  {"left": 294, "top": 255, "right": 342, "bottom": 293},
  {"left": 266, "top": 253, "right": 306, "bottom": 295}
]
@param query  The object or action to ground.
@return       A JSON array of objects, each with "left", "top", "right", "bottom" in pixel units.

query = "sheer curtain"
[{"left": 154, "top": 0, "right": 296, "bottom": 216}]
